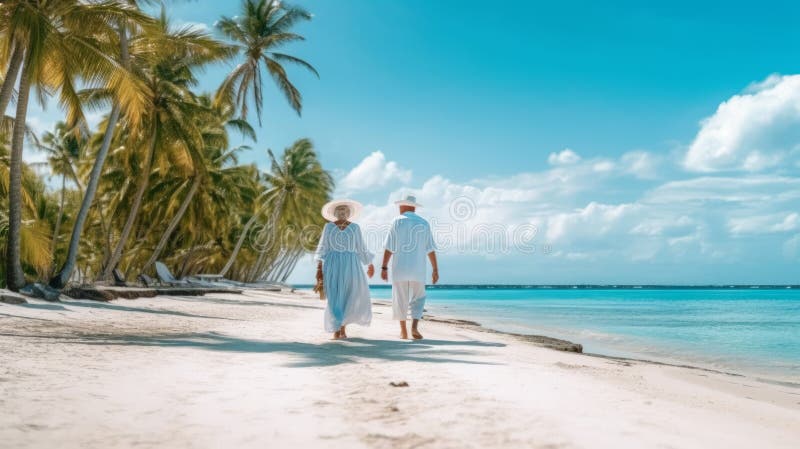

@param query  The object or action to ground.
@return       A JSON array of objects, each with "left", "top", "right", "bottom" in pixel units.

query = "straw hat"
[
  {"left": 321, "top": 198, "right": 363, "bottom": 222},
  {"left": 394, "top": 194, "right": 423, "bottom": 208}
]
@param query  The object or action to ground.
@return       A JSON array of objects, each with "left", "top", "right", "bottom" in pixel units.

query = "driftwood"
[
  {"left": 427, "top": 316, "right": 583, "bottom": 353},
  {"left": 0, "top": 290, "right": 27, "bottom": 304},
  {"left": 60, "top": 285, "right": 243, "bottom": 302},
  {"left": 63, "top": 287, "right": 116, "bottom": 302}
]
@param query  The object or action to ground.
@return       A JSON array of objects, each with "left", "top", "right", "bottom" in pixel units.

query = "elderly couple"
[{"left": 314, "top": 195, "right": 439, "bottom": 340}]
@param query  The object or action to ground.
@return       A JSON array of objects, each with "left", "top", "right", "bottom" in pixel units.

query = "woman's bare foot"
[
  {"left": 411, "top": 329, "right": 423, "bottom": 340},
  {"left": 332, "top": 330, "right": 342, "bottom": 340},
  {"left": 340, "top": 326, "right": 348, "bottom": 339},
  {"left": 400, "top": 329, "right": 409, "bottom": 339}
]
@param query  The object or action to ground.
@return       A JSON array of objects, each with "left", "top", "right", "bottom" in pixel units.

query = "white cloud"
[
  {"left": 548, "top": 148, "right": 581, "bottom": 165},
  {"left": 338, "top": 151, "right": 412, "bottom": 193},
  {"left": 630, "top": 215, "right": 695, "bottom": 237},
  {"left": 684, "top": 73, "right": 800, "bottom": 172},
  {"left": 546, "top": 202, "right": 635, "bottom": 243},
  {"left": 728, "top": 212, "right": 800, "bottom": 235},
  {"left": 645, "top": 175, "right": 800, "bottom": 204},
  {"left": 620, "top": 151, "right": 661, "bottom": 179},
  {"left": 293, "top": 156, "right": 800, "bottom": 282},
  {"left": 592, "top": 160, "right": 615, "bottom": 172}
]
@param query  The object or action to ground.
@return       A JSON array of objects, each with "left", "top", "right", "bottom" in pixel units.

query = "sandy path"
[{"left": 1, "top": 289, "right": 798, "bottom": 448}]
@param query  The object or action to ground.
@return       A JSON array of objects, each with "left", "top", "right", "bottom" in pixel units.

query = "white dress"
[{"left": 314, "top": 222, "right": 374, "bottom": 332}]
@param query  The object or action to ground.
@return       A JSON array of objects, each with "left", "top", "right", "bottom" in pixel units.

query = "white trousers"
[{"left": 391, "top": 281, "right": 426, "bottom": 320}]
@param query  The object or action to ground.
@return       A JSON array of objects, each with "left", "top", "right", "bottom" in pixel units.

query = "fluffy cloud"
[
  {"left": 546, "top": 202, "right": 635, "bottom": 243},
  {"left": 293, "top": 159, "right": 800, "bottom": 283},
  {"left": 338, "top": 151, "right": 412, "bottom": 193},
  {"left": 548, "top": 148, "right": 581, "bottom": 165},
  {"left": 684, "top": 74, "right": 800, "bottom": 172}
]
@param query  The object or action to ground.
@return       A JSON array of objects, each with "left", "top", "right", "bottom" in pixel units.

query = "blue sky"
[{"left": 25, "top": 1, "right": 800, "bottom": 284}]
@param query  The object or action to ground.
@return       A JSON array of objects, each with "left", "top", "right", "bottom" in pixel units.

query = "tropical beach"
[
  {"left": 3, "top": 0, "right": 800, "bottom": 448},
  {"left": 2, "top": 288, "right": 799, "bottom": 449}
]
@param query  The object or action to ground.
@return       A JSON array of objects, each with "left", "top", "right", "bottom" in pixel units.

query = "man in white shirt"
[{"left": 381, "top": 195, "right": 439, "bottom": 339}]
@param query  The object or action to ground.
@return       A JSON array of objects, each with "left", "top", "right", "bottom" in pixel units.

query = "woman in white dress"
[{"left": 315, "top": 199, "right": 374, "bottom": 339}]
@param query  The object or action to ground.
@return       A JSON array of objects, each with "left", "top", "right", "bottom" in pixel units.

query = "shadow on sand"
[
  {"left": 36, "top": 300, "right": 242, "bottom": 321},
  {"left": 58, "top": 332, "right": 506, "bottom": 367},
  {"left": 167, "top": 295, "right": 321, "bottom": 310}
]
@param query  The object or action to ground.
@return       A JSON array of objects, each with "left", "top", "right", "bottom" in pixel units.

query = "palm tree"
[
  {"left": 0, "top": 135, "right": 55, "bottom": 282},
  {"left": 218, "top": 138, "right": 332, "bottom": 278},
  {"left": 215, "top": 0, "right": 318, "bottom": 124},
  {"left": 49, "top": 18, "right": 146, "bottom": 289},
  {"left": 98, "top": 15, "right": 232, "bottom": 281},
  {"left": 1, "top": 0, "right": 148, "bottom": 290},
  {"left": 36, "top": 122, "right": 85, "bottom": 273},
  {"left": 142, "top": 97, "right": 255, "bottom": 271},
  {"left": 0, "top": 38, "right": 24, "bottom": 117}
]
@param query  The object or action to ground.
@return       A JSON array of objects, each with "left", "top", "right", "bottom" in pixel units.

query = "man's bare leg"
[
  {"left": 399, "top": 320, "right": 409, "bottom": 339},
  {"left": 411, "top": 319, "right": 423, "bottom": 340}
]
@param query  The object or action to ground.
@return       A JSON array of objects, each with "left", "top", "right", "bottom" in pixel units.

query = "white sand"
[{"left": 1, "top": 289, "right": 798, "bottom": 449}]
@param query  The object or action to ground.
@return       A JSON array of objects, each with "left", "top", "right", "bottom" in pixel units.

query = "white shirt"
[{"left": 383, "top": 212, "right": 437, "bottom": 283}]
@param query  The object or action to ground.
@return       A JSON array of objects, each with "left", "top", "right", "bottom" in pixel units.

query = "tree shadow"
[
  {"left": 54, "top": 331, "right": 506, "bottom": 367},
  {"left": 20, "top": 303, "right": 69, "bottom": 311},
  {"left": 60, "top": 301, "right": 240, "bottom": 321},
  {"left": 0, "top": 312, "right": 55, "bottom": 321},
  {"left": 167, "top": 295, "right": 321, "bottom": 310}
]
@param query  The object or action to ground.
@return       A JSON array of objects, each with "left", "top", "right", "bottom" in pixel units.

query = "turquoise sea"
[{"left": 365, "top": 286, "right": 800, "bottom": 382}]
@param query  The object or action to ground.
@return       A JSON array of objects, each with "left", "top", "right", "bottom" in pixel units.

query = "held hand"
[
  {"left": 380, "top": 267, "right": 389, "bottom": 282},
  {"left": 431, "top": 269, "right": 439, "bottom": 285},
  {"left": 316, "top": 269, "right": 323, "bottom": 282},
  {"left": 367, "top": 264, "right": 375, "bottom": 278}
]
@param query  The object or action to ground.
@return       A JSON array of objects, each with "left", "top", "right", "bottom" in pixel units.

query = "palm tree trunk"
[
  {"left": 0, "top": 43, "right": 23, "bottom": 116},
  {"left": 143, "top": 175, "right": 201, "bottom": 271},
  {"left": 251, "top": 247, "right": 280, "bottom": 282},
  {"left": 262, "top": 249, "right": 286, "bottom": 281},
  {"left": 100, "top": 128, "right": 157, "bottom": 281},
  {"left": 50, "top": 25, "right": 129, "bottom": 289},
  {"left": 5, "top": 51, "right": 31, "bottom": 291},
  {"left": 248, "top": 241, "right": 274, "bottom": 281},
  {"left": 279, "top": 249, "right": 303, "bottom": 283},
  {"left": 246, "top": 192, "right": 287, "bottom": 280},
  {"left": 218, "top": 213, "right": 259, "bottom": 277},
  {"left": 49, "top": 174, "right": 67, "bottom": 274},
  {"left": 276, "top": 249, "right": 300, "bottom": 282}
]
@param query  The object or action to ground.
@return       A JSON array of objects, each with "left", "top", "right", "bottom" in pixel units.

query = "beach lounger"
[
  {"left": 137, "top": 273, "right": 158, "bottom": 287},
  {"left": 155, "top": 262, "right": 236, "bottom": 289},
  {"left": 155, "top": 262, "right": 192, "bottom": 286},
  {"left": 112, "top": 268, "right": 128, "bottom": 287}
]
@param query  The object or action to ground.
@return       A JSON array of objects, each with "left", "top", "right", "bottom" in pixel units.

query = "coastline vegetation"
[{"left": 0, "top": 0, "right": 330, "bottom": 291}]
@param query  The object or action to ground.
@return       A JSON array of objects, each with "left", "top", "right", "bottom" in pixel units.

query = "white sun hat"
[
  {"left": 394, "top": 194, "right": 422, "bottom": 208},
  {"left": 321, "top": 198, "right": 363, "bottom": 222}
]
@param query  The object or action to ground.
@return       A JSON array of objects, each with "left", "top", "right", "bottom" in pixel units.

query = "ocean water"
[{"left": 367, "top": 286, "right": 800, "bottom": 382}]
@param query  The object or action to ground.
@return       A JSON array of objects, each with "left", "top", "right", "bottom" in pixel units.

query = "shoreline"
[
  {"left": 431, "top": 312, "right": 800, "bottom": 388},
  {"left": 300, "top": 283, "right": 800, "bottom": 290},
  {"left": 366, "top": 294, "right": 800, "bottom": 387},
  {"left": 2, "top": 287, "right": 798, "bottom": 448}
]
